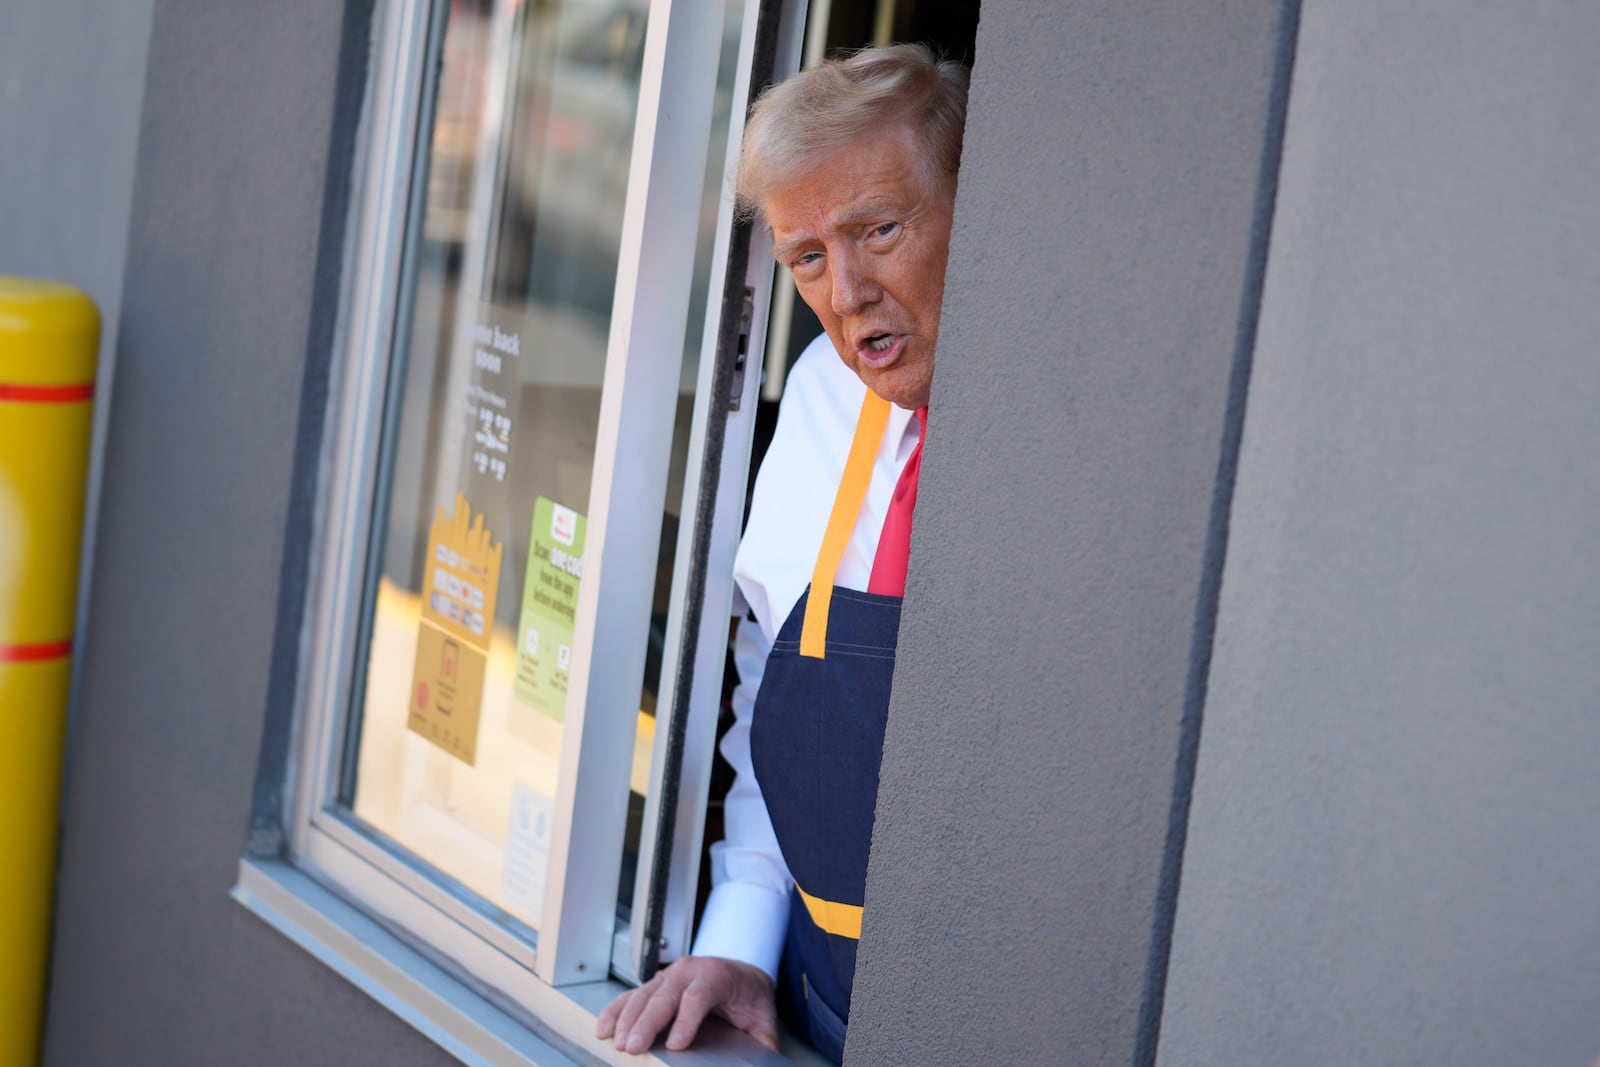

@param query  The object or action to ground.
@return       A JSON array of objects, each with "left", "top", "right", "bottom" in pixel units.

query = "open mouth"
[
  {"left": 858, "top": 333, "right": 903, "bottom": 367},
  {"left": 853, "top": 328, "right": 907, "bottom": 371}
]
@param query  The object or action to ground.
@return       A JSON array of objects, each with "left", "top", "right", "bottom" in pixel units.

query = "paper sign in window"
[
  {"left": 514, "top": 497, "right": 585, "bottom": 722},
  {"left": 408, "top": 493, "right": 503, "bottom": 764},
  {"left": 501, "top": 779, "right": 554, "bottom": 925}
]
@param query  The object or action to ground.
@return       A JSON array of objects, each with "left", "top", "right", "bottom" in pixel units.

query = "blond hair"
[{"left": 737, "top": 44, "right": 969, "bottom": 217}]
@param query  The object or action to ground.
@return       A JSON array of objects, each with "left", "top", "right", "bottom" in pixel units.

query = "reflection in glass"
[
  {"left": 345, "top": 0, "right": 646, "bottom": 936},
  {"left": 339, "top": 0, "right": 741, "bottom": 938}
]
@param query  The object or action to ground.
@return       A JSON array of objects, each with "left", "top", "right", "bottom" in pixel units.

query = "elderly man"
[{"left": 599, "top": 44, "right": 967, "bottom": 1062}]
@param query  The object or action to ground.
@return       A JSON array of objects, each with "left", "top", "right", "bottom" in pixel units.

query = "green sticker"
[{"left": 514, "top": 497, "right": 586, "bottom": 721}]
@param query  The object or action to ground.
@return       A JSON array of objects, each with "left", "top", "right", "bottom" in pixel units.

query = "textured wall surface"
[
  {"left": 40, "top": 1, "right": 452, "bottom": 1063},
  {"left": 0, "top": 0, "right": 150, "bottom": 357},
  {"left": 848, "top": 2, "right": 1288, "bottom": 1064},
  {"left": 1158, "top": 4, "right": 1600, "bottom": 1066}
]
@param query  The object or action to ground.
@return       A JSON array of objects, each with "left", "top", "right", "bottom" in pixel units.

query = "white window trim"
[
  {"left": 234, "top": 0, "right": 835, "bottom": 1061},
  {"left": 623, "top": 0, "right": 807, "bottom": 980},
  {"left": 536, "top": 0, "right": 734, "bottom": 987},
  {"left": 285, "top": 0, "right": 738, "bottom": 988},
  {"left": 235, "top": 857, "right": 827, "bottom": 1067}
]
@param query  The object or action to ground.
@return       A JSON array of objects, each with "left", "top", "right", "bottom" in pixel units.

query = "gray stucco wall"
[
  {"left": 0, "top": 0, "right": 150, "bottom": 361},
  {"left": 41, "top": 2, "right": 452, "bottom": 1063},
  {"left": 848, "top": 2, "right": 1293, "bottom": 1064},
  {"left": 1158, "top": 4, "right": 1600, "bottom": 1066}
]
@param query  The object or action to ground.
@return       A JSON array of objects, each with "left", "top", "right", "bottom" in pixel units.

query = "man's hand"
[{"left": 596, "top": 955, "right": 778, "bottom": 1055}]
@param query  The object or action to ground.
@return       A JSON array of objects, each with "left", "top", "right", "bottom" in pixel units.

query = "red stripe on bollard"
[
  {"left": 0, "top": 640, "right": 73, "bottom": 663},
  {"left": 0, "top": 381, "right": 95, "bottom": 403}
]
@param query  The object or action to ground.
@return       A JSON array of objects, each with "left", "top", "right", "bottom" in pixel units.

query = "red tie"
[{"left": 867, "top": 407, "right": 927, "bottom": 597}]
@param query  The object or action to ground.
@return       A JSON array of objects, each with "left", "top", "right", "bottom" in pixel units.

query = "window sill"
[{"left": 233, "top": 858, "right": 827, "bottom": 1067}]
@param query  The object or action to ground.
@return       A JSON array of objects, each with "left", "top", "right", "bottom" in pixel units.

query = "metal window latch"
[{"left": 729, "top": 286, "right": 754, "bottom": 412}]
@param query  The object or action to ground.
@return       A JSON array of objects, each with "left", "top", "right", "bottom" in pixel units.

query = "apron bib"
[{"left": 749, "top": 390, "right": 903, "bottom": 1063}]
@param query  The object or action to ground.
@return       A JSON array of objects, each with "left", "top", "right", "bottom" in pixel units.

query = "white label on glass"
[{"left": 502, "top": 779, "right": 553, "bottom": 923}]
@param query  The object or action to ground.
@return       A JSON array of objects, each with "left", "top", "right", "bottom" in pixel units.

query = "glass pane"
[
  {"left": 341, "top": 0, "right": 662, "bottom": 937},
  {"left": 615, "top": 0, "right": 748, "bottom": 923}
]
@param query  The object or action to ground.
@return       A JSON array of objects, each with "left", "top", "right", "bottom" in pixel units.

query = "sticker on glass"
[
  {"left": 407, "top": 493, "right": 502, "bottom": 764},
  {"left": 502, "top": 779, "right": 553, "bottom": 925},
  {"left": 514, "top": 497, "right": 585, "bottom": 721}
]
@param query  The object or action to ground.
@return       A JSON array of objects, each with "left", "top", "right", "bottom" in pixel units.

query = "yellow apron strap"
[
  {"left": 800, "top": 390, "right": 893, "bottom": 659},
  {"left": 795, "top": 881, "right": 865, "bottom": 940}
]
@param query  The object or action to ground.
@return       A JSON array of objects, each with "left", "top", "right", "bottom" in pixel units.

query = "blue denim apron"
[{"left": 749, "top": 391, "right": 900, "bottom": 1064}]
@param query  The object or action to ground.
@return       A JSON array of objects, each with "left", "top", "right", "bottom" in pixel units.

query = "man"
[{"left": 598, "top": 44, "right": 967, "bottom": 1062}]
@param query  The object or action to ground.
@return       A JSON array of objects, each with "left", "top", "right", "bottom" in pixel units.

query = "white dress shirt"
[{"left": 690, "top": 333, "right": 923, "bottom": 980}]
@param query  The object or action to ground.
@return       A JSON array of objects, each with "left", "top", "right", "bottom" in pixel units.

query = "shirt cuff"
[{"left": 690, "top": 881, "right": 790, "bottom": 983}]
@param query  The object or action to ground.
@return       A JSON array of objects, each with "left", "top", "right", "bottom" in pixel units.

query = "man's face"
[{"left": 763, "top": 123, "right": 955, "bottom": 410}]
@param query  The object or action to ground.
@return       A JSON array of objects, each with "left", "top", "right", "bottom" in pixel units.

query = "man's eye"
[
  {"left": 794, "top": 251, "right": 823, "bottom": 268},
  {"left": 873, "top": 222, "right": 899, "bottom": 238}
]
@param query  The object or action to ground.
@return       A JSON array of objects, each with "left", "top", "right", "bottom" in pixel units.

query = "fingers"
[
  {"left": 599, "top": 971, "right": 664, "bottom": 1048},
  {"left": 595, "top": 986, "right": 626, "bottom": 1038},
  {"left": 615, "top": 982, "right": 654, "bottom": 1046},
  {"left": 599, "top": 956, "right": 780, "bottom": 1056},
  {"left": 711, "top": 959, "right": 779, "bottom": 1052},
  {"left": 724, "top": 976, "right": 780, "bottom": 1052},
  {"left": 663, "top": 976, "right": 716, "bottom": 1051},
  {"left": 623, "top": 976, "right": 691, "bottom": 1054}
]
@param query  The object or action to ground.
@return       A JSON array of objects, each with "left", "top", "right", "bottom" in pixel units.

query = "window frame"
[
  {"left": 619, "top": 0, "right": 806, "bottom": 982},
  {"left": 232, "top": 0, "right": 842, "bottom": 1059},
  {"left": 272, "top": 0, "right": 796, "bottom": 1026}
]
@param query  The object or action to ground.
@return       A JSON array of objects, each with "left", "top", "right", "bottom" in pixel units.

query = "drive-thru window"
[{"left": 237, "top": 0, "right": 977, "bottom": 1061}]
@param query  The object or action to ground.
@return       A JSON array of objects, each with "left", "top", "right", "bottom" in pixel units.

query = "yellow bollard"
[{"left": 0, "top": 277, "right": 98, "bottom": 1067}]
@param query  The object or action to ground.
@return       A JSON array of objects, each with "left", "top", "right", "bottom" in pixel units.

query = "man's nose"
[{"left": 829, "top": 251, "right": 880, "bottom": 317}]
